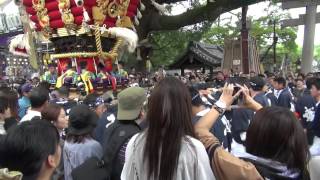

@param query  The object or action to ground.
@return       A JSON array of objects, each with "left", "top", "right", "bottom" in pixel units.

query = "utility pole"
[
  {"left": 241, "top": 6, "right": 249, "bottom": 74},
  {"left": 273, "top": 20, "right": 278, "bottom": 72}
]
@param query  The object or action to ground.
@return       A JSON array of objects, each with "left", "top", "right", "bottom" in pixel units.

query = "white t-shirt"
[
  {"left": 121, "top": 133, "right": 215, "bottom": 180},
  {"left": 0, "top": 121, "right": 5, "bottom": 135},
  {"left": 20, "top": 110, "right": 41, "bottom": 123}
]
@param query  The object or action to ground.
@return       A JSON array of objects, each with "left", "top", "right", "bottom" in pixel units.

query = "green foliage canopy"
[{"left": 149, "top": 2, "right": 300, "bottom": 70}]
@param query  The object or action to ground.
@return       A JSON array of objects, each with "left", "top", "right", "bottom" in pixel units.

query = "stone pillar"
[{"left": 301, "top": 4, "right": 317, "bottom": 73}]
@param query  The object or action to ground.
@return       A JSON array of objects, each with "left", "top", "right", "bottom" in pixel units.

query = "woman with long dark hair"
[
  {"left": 196, "top": 84, "right": 310, "bottom": 180},
  {"left": 121, "top": 77, "right": 215, "bottom": 180}
]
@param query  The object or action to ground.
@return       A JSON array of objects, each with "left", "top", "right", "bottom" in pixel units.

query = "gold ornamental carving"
[
  {"left": 99, "top": 0, "right": 132, "bottom": 28},
  {"left": 32, "top": 0, "right": 51, "bottom": 37},
  {"left": 58, "top": 0, "right": 75, "bottom": 30}
]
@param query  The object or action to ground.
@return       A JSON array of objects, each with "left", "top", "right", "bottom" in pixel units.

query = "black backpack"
[{"left": 71, "top": 120, "right": 141, "bottom": 180}]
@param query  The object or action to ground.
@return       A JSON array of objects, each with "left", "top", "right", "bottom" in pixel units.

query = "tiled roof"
[{"left": 170, "top": 41, "right": 223, "bottom": 69}]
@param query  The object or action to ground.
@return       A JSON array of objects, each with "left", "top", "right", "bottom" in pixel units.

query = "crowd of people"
[{"left": 0, "top": 68, "right": 320, "bottom": 180}]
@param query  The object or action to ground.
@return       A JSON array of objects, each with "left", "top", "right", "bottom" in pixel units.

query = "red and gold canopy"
[
  {"left": 22, "top": 0, "right": 141, "bottom": 35},
  {"left": 21, "top": 0, "right": 142, "bottom": 64}
]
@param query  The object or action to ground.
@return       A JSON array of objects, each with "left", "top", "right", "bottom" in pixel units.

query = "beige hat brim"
[{"left": 117, "top": 106, "right": 141, "bottom": 120}]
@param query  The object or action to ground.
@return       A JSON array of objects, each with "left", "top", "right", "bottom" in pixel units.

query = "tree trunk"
[
  {"left": 137, "top": 0, "right": 265, "bottom": 39},
  {"left": 133, "top": 0, "right": 265, "bottom": 70}
]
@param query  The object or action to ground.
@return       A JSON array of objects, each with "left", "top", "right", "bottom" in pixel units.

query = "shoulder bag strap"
[{"left": 132, "top": 134, "right": 140, "bottom": 180}]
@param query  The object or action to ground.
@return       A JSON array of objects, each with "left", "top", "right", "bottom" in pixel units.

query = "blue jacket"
[
  {"left": 231, "top": 93, "right": 270, "bottom": 144},
  {"left": 192, "top": 113, "right": 228, "bottom": 148},
  {"left": 18, "top": 96, "right": 30, "bottom": 119},
  {"left": 295, "top": 90, "right": 316, "bottom": 145},
  {"left": 276, "top": 88, "right": 293, "bottom": 109},
  {"left": 295, "top": 90, "right": 316, "bottom": 128},
  {"left": 266, "top": 89, "right": 277, "bottom": 106},
  {"left": 312, "top": 103, "right": 320, "bottom": 139},
  {"left": 94, "top": 105, "right": 118, "bottom": 144}
]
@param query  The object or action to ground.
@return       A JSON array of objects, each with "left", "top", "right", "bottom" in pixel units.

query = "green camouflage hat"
[{"left": 117, "top": 87, "right": 146, "bottom": 120}]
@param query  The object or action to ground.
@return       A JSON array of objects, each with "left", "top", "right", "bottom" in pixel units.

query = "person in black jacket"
[
  {"left": 265, "top": 88, "right": 277, "bottom": 106},
  {"left": 264, "top": 73, "right": 277, "bottom": 106},
  {"left": 212, "top": 71, "right": 226, "bottom": 88},
  {"left": 83, "top": 93, "right": 107, "bottom": 118},
  {"left": 94, "top": 104, "right": 117, "bottom": 145},
  {"left": 295, "top": 77, "right": 316, "bottom": 145},
  {"left": 102, "top": 87, "right": 146, "bottom": 180},
  {"left": 52, "top": 86, "right": 77, "bottom": 115},
  {"left": 189, "top": 87, "right": 229, "bottom": 148},
  {"left": 310, "top": 78, "right": 320, "bottom": 156},
  {"left": 287, "top": 75, "right": 295, "bottom": 91},
  {"left": 273, "top": 77, "right": 294, "bottom": 109},
  {"left": 292, "top": 78, "right": 306, "bottom": 101},
  {"left": 265, "top": 72, "right": 275, "bottom": 89},
  {"left": 231, "top": 76, "right": 270, "bottom": 152}
]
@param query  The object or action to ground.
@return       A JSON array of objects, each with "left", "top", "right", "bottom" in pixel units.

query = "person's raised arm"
[
  {"left": 240, "top": 85, "right": 263, "bottom": 112},
  {"left": 195, "top": 84, "right": 263, "bottom": 135},
  {"left": 195, "top": 84, "right": 264, "bottom": 180},
  {"left": 195, "top": 84, "right": 234, "bottom": 134}
]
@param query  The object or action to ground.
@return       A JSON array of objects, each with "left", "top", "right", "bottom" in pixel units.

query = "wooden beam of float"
[
  {"left": 49, "top": 38, "right": 123, "bottom": 61},
  {"left": 50, "top": 52, "right": 118, "bottom": 60}
]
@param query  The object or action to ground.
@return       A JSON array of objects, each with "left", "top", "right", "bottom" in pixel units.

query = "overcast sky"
[
  {"left": 246, "top": 2, "right": 320, "bottom": 46},
  {"left": 170, "top": 1, "right": 320, "bottom": 46},
  {"left": 1, "top": 1, "right": 320, "bottom": 46}
]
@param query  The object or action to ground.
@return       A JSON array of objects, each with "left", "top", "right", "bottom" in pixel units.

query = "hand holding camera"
[
  {"left": 237, "top": 85, "right": 263, "bottom": 111},
  {"left": 218, "top": 83, "right": 263, "bottom": 112}
]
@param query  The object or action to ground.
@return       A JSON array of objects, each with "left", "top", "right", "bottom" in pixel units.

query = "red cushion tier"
[
  {"left": 23, "top": 0, "right": 56, "bottom": 7},
  {"left": 49, "top": 16, "right": 83, "bottom": 28},
  {"left": 26, "top": 3, "right": 62, "bottom": 15},
  {"left": 24, "top": 0, "right": 140, "bottom": 31},
  {"left": 83, "top": 0, "right": 97, "bottom": 7}
]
